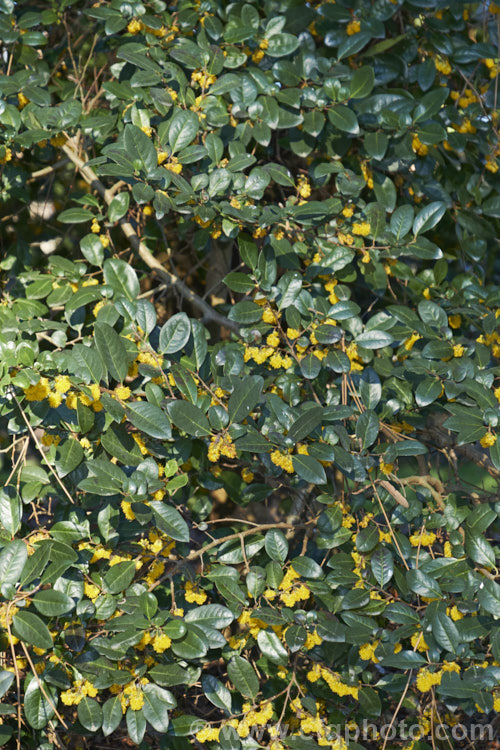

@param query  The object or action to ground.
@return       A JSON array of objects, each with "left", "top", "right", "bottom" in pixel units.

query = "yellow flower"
[
  {"left": 453, "top": 344, "right": 465, "bottom": 357},
  {"left": 352, "top": 221, "right": 371, "bottom": 236},
  {"left": 152, "top": 632, "right": 172, "bottom": 653},
  {"left": 0, "top": 147, "right": 12, "bottom": 165},
  {"left": 359, "top": 641, "right": 379, "bottom": 663},
  {"left": 241, "top": 467, "right": 254, "bottom": 483},
  {"left": 121, "top": 500, "right": 136, "bottom": 521},
  {"left": 185, "top": 580, "right": 207, "bottom": 604},
  {"left": 480, "top": 431, "right": 497, "bottom": 448},
  {"left": 114, "top": 385, "right": 131, "bottom": 400},
  {"left": 304, "top": 629, "right": 323, "bottom": 649},
  {"left": 297, "top": 175, "right": 311, "bottom": 199},
  {"left": 411, "top": 631, "right": 429, "bottom": 652},
  {"left": 448, "top": 314, "right": 462, "bottom": 329},
  {"left": 342, "top": 205, "right": 354, "bottom": 217},
  {"left": 416, "top": 668, "right": 442, "bottom": 692},
  {"left": 409, "top": 531, "right": 437, "bottom": 547},
  {"left": 47, "top": 391, "right": 62, "bottom": 408},
  {"left": 379, "top": 462, "right": 393, "bottom": 475},
  {"left": 346, "top": 19, "right": 361, "bottom": 35},
  {"left": 127, "top": 18, "right": 142, "bottom": 34},
  {"left": 267, "top": 331, "right": 280, "bottom": 347},
  {"left": 54, "top": 375, "right": 71, "bottom": 393},
  {"left": 270, "top": 449, "right": 294, "bottom": 474},
  {"left": 404, "top": 332, "right": 421, "bottom": 351}
]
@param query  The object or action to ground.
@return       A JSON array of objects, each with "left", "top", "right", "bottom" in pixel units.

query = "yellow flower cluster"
[
  {"left": 359, "top": 641, "right": 379, "bottom": 663},
  {"left": 304, "top": 629, "right": 323, "bottom": 649},
  {"left": 238, "top": 700, "right": 273, "bottom": 736},
  {"left": 297, "top": 175, "right": 312, "bottom": 199},
  {"left": 416, "top": 668, "right": 440, "bottom": 693},
  {"left": 185, "top": 580, "right": 207, "bottom": 604},
  {"left": 244, "top": 345, "right": 274, "bottom": 364},
  {"left": 480, "top": 431, "right": 497, "bottom": 448},
  {"left": 345, "top": 342, "right": 364, "bottom": 372},
  {"left": 352, "top": 221, "right": 371, "bottom": 236},
  {"left": 409, "top": 531, "right": 437, "bottom": 547},
  {"left": 412, "top": 134, "right": 428, "bottom": 156},
  {"left": 404, "top": 332, "right": 421, "bottom": 351},
  {"left": 262, "top": 306, "right": 278, "bottom": 324},
  {"left": 361, "top": 161, "right": 374, "bottom": 188},
  {"left": 164, "top": 156, "right": 182, "bottom": 174},
  {"left": 346, "top": 19, "right": 361, "bottom": 35},
  {"left": 241, "top": 466, "right": 254, "bottom": 483},
  {"left": 61, "top": 680, "right": 97, "bottom": 706},
  {"left": 152, "top": 632, "right": 172, "bottom": 653},
  {"left": 306, "top": 663, "right": 359, "bottom": 700},
  {"left": 24, "top": 377, "right": 50, "bottom": 401},
  {"left": 280, "top": 582, "right": 310, "bottom": 606},
  {"left": 195, "top": 726, "right": 221, "bottom": 742},
  {"left": 121, "top": 680, "right": 147, "bottom": 712},
  {"left": 0, "top": 146, "right": 12, "bottom": 164},
  {"left": 208, "top": 433, "right": 237, "bottom": 462},
  {"left": 411, "top": 631, "right": 429, "bottom": 652},
  {"left": 191, "top": 69, "right": 217, "bottom": 88},
  {"left": 270, "top": 449, "right": 294, "bottom": 473},
  {"left": 434, "top": 55, "right": 452, "bottom": 75}
]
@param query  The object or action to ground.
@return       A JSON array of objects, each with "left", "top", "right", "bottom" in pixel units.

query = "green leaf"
[
  {"left": 123, "top": 124, "right": 157, "bottom": 174},
  {"left": 24, "top": 679, "right": 57, "bottom": 729},
  {"left": 150, "top": 501, "right": 190, "bottom": 542},
  {"left": 266, "top": 33, "right": 299, "bottom": 57},
  {"left": 300, "top": 351, "right": 321, "bottom": 380},
  {"left": 12, "top": 611, "right": 53, "bottom": 649},
  {"left": 0, "top": 488, "right": 21, "bottom": 537},
  {"left": 0, "top": 541, "right": 27, "bottom": 588},
  {"left": 415, "top": 379, "right": 442, "bottom": 408},
  {"left": 356, "top": 409, "right": 379, "bottom": 449},
  {"left": 94, "top": 322, "right": 129, "bottom": 383},
  {"left": 413, "top": 201, "right": 446, "bottom": 236},
  {"left": 257, "top": 630, "right": 288, "bottom": 665},
  {"left": 228, "top": 376, "right": 263, "bottom": 423},
  {"left": 0, "top": 671, "right": 14, "bottom": 699},
  {"left": 227, "top": 657, "right": 259, "bottom": 699},
  {"left": 370, "top": 548, "right": 393, "bottom": 587},
  {"left": 432, "top": 611, "right": 459, "bottom": 653},
  {"left": 184, "top": 604, "right": 235, "bottom": 629},
  {"left": 103, "top": 560, "right": 136, "bottom": 594},
  {"left": 168, "top": 110, "right": 199, "bottom": 154},
  {"left": 167, "top": 400, "right": 211, "bottom": 436},
  {"left": 32, "top": 590, "right": 75, "bottom": 616},
  {"left": 202, "top": 674, "right": 232, "bottom": 713},
  {"left": 349, "top": 66, "right": 374, "bottom": 99},
  {"left": 465, "top": 532, "right": 496, "bottom": 568},
  {"left": 108, "top": 191, "right": 130, "bottom": 222},
  {"left": 78, "top": 697, "right": 102, "bottom": 732},
  {"left": 143, "top": 684, "right": 176, "bottom": 732},
  {"left": 127, "top": 402, "right": 172, "bottom": 440},
  {"left": 265, "top": 529, "right": 288, "bottom": 564},
  {"left": 102, "top": 695, "right": 123, "bottom": 737},
  {"left": 103, "top": 258, "right": 139, "bottom": 301},
  {"left": 355, "top": 330, "right": 393, "bottom": 349},
  {"left": 159, "top": 313, "right": 191, "bottom": 354},
  {"left": 292, "top": 454, "right": 327, "bottom": 484},
  {"left": 328, "top": 106, "right": 359, "bottom": 135},
  {"left": 57, "top": 207, "right": 94, "bottom": 223},
  {"left": 126, "top": 706, "right": 146, "bottom": 744},
  {"left": 55, "top": 438, "right": 84, "bottom": 478},
  {"left": 80, "top": 234, "right": 104, "bottom": 266}
]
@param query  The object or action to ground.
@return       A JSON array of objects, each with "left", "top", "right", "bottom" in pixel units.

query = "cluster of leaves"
[{"left": 1, "top": 0, "right": 500, "bottom": 748}]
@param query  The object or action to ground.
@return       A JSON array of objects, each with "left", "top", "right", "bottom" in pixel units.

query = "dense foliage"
[{"left": 2, "top": 0, "right": 500, "bottom": 748}]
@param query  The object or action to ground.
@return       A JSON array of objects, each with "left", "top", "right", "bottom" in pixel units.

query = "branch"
[{"left": 61, "top": 139, "right": 239, "bottom": 333}]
